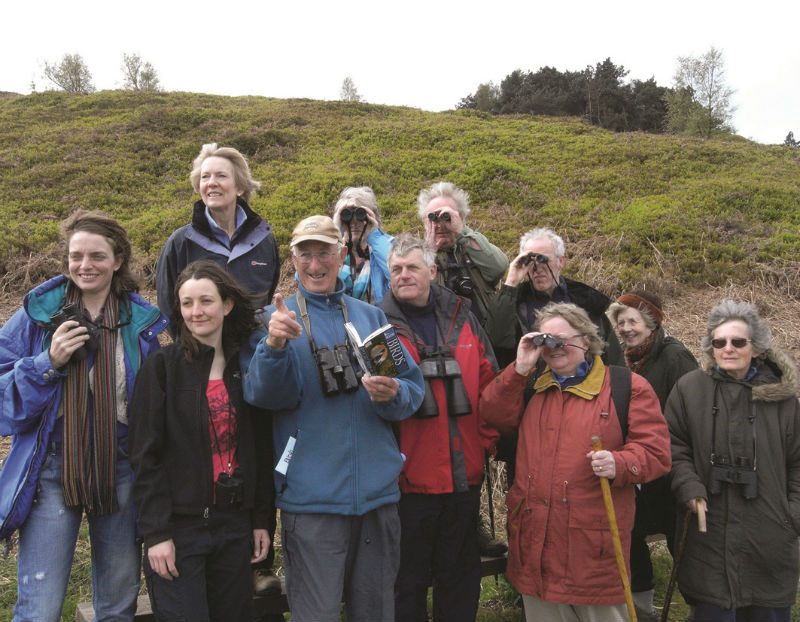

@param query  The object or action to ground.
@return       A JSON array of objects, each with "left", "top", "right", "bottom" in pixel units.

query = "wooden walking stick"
[
  {"left": 591, "top": 436, "right": 637, "bottom": 622},
  {"left": 662, "top": 498, "right": 707, "bottom": 621},
  {"left": 661, "top": 509, "right": 692, "bottom": 622}
]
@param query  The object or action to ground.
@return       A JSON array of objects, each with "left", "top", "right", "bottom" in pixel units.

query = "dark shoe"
[
  {"left": 253, "top": 568, "right": 282, "bottom": 597},
  {"left": 477, "top": 518, "right": 508, "bottom": 557}
]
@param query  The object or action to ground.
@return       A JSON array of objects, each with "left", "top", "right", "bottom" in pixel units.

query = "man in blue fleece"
[{"left": 243, "top": 215, "right": 424, "bottom": 622}]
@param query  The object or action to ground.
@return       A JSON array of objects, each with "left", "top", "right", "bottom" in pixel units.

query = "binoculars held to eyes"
[
  {"left": 414, "top": 350, "right": 472, "bottom": 418},
  {"left": 315, "top": 344, "right": 359, "bottom": 396},
  {"left": 531, "top": 333, "right": 564, "bottom": 349},
  {"left": 427, "top": 211, "right": 452, "bottom": 223},
  {"left": 49, "top": 303, "right": 99, "bottom": 362},
  {"left": 520, "top": 252, "right": 549, "bottom": 267},
  {"left": 709, "top": 455, "right": 758, "bottom": 499},
  {"left": 341, "top": 207, "right": 368, "bottom": 223}
]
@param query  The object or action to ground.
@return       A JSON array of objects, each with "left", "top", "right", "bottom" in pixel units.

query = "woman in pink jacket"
[{"left": 479, "top": 302, "right": 671, "bottom": 622}]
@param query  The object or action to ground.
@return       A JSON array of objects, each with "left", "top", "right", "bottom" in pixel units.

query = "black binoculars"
[
  {"left": 415, "top": 352, "right": 472, "bottom": 418},
  {"left": 709, "top": 455, "right": 757, "bottom": 499},
  {"left": 520, "top": 252, "right": 549, "bottom": 267},
  {"left": 215, "top": 467, "right": 245, "bottom": 508},
  {"left": 315, "top": 344, "right": 359, "bottom": 396},
  {"left": 531, "top": 333, "right": 564, "bottom": 349},
  {"left": 49, "top": 303, "right": 99, "bottom": 362},
  {"left": 427, "top": 211, "right": 452, "bottom": 223},
  {"left": 341, "top": 206, "right": 367, "bottom": 223}
]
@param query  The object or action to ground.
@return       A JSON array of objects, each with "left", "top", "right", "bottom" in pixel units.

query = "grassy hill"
[{"left": 0, "top": 89, "right": 799, "bottom": 294}]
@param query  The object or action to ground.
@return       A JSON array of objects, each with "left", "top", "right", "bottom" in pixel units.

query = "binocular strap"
[{"left": 295, "top": 291, "right": 351, "bottom": 352}]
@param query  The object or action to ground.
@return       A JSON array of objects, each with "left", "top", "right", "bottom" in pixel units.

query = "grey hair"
[
  {"left": 189, "top": 143, "right": 261, "bottom": 203},
  {"left": 701, "top": 299, "right": 772, "bottom": 355},
  {"left": 388, "top": 233, "right": 436, "bottom": 268},
  {"left": 519, "top": 227, "right": 566, "bottom": 260},
  {"left": 606, "top": 302, "right": 657, "bottom": 331},
  {"left": 416, "top": 181, "right": 471, "bottom": 221},
  {"left": 333, "top": 186, "right": 382, "bottom": 226},
  {"left": 535, "top": 302, "right": 606, "bottom": 357}
]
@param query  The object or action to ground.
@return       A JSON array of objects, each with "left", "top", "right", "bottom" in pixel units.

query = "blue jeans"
[{"left": 13, "top": 440, "right": 140, "bottom": 622}]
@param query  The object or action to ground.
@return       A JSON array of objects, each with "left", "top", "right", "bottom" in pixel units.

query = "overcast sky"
[{"left": 3, "top": 0, "right": 797, "bottom": 144}]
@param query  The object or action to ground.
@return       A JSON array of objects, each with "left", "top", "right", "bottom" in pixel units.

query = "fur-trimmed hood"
[{"left": 700, "top": 347, "right": 800, "bottom": 403}]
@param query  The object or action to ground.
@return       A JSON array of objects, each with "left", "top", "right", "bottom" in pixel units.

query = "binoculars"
[
  {"left": 709, "top": 455, "right": 757, "bottom": 499},
  {"left": 49, "top": 303, "right": 99, "bottom": 362},
  {"left": 341, "top": 207, "right": 367, "bottom": 223},
  {"left": 531, "top": 333, "right": 564, "bottom": 349},
  {"left": 315, "top": 344, "right": 359, "bottom": 396},
  {"left": 415, "top": 351, "right": 472, "bottom": 418},
  {"left": 427, "top": 211, "right": 452, "bottom": 223},
  {"left": 520, "top": 252, "right": 549, "bottom": 267}
]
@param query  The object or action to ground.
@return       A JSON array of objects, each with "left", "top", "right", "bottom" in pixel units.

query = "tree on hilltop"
[
  {"left": 122, "top": 53, "right": 161, "bottom": 91},
  {"left": 666, "top": 46, "right": 735, "bottom": 137},
  {"left": 43, "top": 53, "right": 95, "bottom": 94},
  {"left": 340, "top": 77, "right": 362, "bottom": 102},
  {"left": 784, "top": 132, "right": 799, "bottom": 147}
]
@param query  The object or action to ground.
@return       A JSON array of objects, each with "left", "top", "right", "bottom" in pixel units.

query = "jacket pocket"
[{"left": 566, "top": 509, "right": 615, "bottom": 590}]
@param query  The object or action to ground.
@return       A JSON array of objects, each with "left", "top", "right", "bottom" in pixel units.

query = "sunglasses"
[
  {"left": 711, "top": 337, "right": 751, "bottom": 349},
  {"left": 427, "top": 211, "right": 451, "bottom": 223}
]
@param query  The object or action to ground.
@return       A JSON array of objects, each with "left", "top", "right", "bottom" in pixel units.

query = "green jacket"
[
  {"left": 665, "top": 348, "right": 800, "bottom": 609},
  {"left": 433, "top": 226, "right": 508, "bottom": 325}
]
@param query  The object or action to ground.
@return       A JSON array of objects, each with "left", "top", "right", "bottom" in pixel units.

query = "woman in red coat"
[{"left": 479, "top": 302, "right": 671, "bottom": 622}]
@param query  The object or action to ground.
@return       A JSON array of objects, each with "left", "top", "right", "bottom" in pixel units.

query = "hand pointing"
[{"left": 266, "top": 293, "right": 302, "bottom": 350}]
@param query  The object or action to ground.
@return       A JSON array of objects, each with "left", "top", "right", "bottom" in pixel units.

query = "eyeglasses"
[
  {"left": 711, "top": 337, "right": 751, "bottom": 349},
  {"left": 340, "top": 206, "right": 367, "bottom": 223},
  {"left": 427, "top": 211, "right": 451, "bottom": 223},
  {"left": 294, "top": 249, "right": 340, "bottom": 264}
]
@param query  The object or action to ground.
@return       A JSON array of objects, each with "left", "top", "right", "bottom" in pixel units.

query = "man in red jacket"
[{"left": 381, "top": 234, "right": 499, "bottom": 622}]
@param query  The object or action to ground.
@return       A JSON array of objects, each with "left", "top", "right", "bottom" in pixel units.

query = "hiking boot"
[
  {"left": 633, "top": 589, "right": 658, "bottom": 621},
  {"left": 253, "top": 568, "right": 282, "bottom": 597},
  {"left": 477, "top": 518, "right": 508, "bottom": 557}
]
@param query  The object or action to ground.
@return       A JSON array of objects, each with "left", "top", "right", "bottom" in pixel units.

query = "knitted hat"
[{"left": 616, "top": 290, "right": 664, "bottom": 327}]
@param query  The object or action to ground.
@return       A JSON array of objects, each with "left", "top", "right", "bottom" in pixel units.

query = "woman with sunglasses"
[
  {"left": 331, "top": 186, "right": 393, "bottom": 304},
  {"left": 605, "top": 290, "right": 697, "bottom": 620},
  {"left": 665, "top": 300, "right": 800, "bottom": 622},
  {"left": 130, "top": 260, "right": 271, "bottom": 621},
  {"left": 478, "top": 302, "right": 671, "bottom": 621},
  {"left": 0, "top": 210, "right": 168, "bottom": 621}
]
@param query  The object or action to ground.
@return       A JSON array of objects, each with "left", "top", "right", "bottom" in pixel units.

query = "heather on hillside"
[{"left": 0, "top": 90, "right": 798, "bottom": 292}]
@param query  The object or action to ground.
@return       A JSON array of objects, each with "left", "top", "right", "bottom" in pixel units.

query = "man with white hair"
[
  {"left": 417, "top": 181, "right": 509, "bottom": 326},
  {"left": 486, "top": 227, "right": 623, "bottom": 368}
]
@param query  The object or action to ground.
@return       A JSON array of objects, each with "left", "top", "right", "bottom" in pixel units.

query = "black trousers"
[
  {"left": 630, "top": 476, "right": 676, "bottom": 592},
  {"left": 395, "top": 487, "right": 482, "bottom": 622},
  {"left": 145, "top": 508, "right": 253, "bottom": 622}
]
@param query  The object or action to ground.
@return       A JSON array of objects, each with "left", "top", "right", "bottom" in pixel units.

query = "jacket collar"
[
  {"left": 295, "top": 279, "right": 347, "bottom": 309},
  {"left": 534, "top": 354, "right": 606, "bottom": 400},
  {"left": 701, "top": 347, "right": 800, "bottom": 403},
  {"left": 190, "top": 198, "right": 264, "bottom": 242}
]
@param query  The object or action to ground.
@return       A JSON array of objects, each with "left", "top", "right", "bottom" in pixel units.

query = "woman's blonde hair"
[{"left": 189, "top": 143, "right": 261, "bottom": 203}]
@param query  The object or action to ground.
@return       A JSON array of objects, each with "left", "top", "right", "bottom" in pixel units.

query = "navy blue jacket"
[{"left": 156, "top": 199, "right": 280, "bottom": 325}]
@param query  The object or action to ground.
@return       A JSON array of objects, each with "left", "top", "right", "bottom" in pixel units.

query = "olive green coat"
[{"left": 665, "top": 348, "right": 800, "bottom": 609}]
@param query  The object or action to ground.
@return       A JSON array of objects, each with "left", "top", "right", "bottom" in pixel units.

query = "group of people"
[{"left": 0, "top": 143, "right": 797, "bottom": 622}]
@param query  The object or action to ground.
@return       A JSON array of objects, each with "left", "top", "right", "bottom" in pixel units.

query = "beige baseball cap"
[{"left": 290, "top": 215, "right": 344, "bottom": 247}]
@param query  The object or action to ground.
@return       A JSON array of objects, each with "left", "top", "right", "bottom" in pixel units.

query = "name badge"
[{"left": 275, "top": 435, "right": 296, "bottom": 475}]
